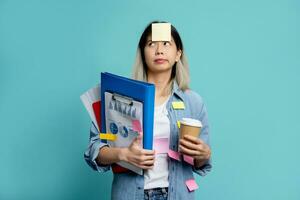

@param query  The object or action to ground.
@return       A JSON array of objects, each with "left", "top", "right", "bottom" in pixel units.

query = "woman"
[{"left": 84, "top": 21, "right": 212, "bottom": 200}]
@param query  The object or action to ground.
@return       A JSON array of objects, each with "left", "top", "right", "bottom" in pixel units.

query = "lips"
[{"left": 154, "top": 59, "right": 167, "bottom": 64}]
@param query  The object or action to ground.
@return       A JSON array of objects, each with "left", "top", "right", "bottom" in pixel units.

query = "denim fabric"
[
  {"left": 84, "top": 81, "right": 212, "bottom": 200},
  {"left": 144, "top": 187, "right": 168, "bottom": 200}
]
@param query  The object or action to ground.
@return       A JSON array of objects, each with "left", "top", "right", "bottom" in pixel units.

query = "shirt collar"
[{"left": 171, "top": 81, "right": 184, "bottom": 101}]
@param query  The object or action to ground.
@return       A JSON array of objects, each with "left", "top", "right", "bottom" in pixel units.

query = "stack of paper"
[{"left": 80, "top": 85, "right": 101, "bottom": 132}]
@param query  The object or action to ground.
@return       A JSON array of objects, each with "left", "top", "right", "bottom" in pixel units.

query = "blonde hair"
[{"left": 132, "top": 47, "right": 190, "bottom": 93}]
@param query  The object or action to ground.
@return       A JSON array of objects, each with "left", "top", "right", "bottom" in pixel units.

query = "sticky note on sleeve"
[
  {"left": 168, "top": 149, "right": 181, "bottom": 161},
  {"left": 185, "top": 179, "right": 199, "bottom": 192},
  {"left": 172, "top": 101, "right": 185, "bottom": 110},
  {"left": 152, "top": 23, "right": 171, "bottom": 41},
  {"left": 99, "top": 133, "right": 117, "bottom": 141},
  {"left": 183, "top": 155, "right": 194, "bottom": 165}
]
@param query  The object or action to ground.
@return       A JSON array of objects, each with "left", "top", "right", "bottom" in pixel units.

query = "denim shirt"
[{"left": 84, "top": 82, "right": 212, "bottom": 200}]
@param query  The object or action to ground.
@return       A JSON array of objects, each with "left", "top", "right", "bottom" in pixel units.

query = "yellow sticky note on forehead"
[{"left": 151, "top": 23, "right": 171, "bottom": 41}]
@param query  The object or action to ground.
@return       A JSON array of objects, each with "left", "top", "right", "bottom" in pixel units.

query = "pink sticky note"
[
  {"left": 132, "top": 120, "right": 142, "bottom": 132},
  {"left": 183, "top": 155, "right": 194, "bottom": 165},
  {"left": 153, "top": 138, "right": 169, "bottom": 154},
  {"left": 185, "top": 179, "right": 199, "bottom": 192},
  {"left": 168, "top": 149, "right": 181, "bottom": 161},
  {"left": 139, "top": 131, "right": 143, "bottom": 137}
]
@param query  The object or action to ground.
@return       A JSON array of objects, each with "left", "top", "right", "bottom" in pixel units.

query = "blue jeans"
[{"left": 144, "top": 187, "right": 168, "bottom": 200}]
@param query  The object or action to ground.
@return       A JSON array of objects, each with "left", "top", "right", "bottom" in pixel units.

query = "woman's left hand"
[{"left": 179, "top": 135, "right": 211, "bottom": 161}]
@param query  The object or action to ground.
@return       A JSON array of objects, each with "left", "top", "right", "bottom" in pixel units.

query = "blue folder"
[{"left": 100, "top": 72, "right": 155, "bottom": 150}]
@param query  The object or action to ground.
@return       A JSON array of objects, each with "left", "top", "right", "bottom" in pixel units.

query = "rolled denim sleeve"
[
  {"left": 84, "top": 123, "right": 111, "bottom": 172},
  {"left": 191, "top": 93, "right": 212, "bottom": 176}
]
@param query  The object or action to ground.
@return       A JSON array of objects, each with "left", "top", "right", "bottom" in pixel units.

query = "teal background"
[{"left": 0, "top": 0, "right": 299, "bottom": 199}]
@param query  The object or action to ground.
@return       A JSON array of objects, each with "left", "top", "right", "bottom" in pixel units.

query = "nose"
[{"left": 155, "top": 42, "right": 164, "bottom": 55}]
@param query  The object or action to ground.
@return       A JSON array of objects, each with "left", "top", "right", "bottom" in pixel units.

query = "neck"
[{"left": 147, "top": 70, "right": 172, "bottom": 98}]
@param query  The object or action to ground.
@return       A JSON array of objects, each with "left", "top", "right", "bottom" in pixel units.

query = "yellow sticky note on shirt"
[
  {"left": 152, "top": 23, "right": 171, "bottom": 41},
  {"left": 172, "top": 101, "right": 185, "bottom": 110},
  {"left": 177, "top": 121, "right": 181, "bottom": 128},
  {"left": 99, "top": 133, "right": 117, "bottom": 141}
]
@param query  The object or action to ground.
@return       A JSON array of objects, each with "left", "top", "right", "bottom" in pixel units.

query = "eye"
[
  {"left": 163, "top": 41, "right": 171, "bottom": 46},
  {"left": 148, "top": 42, "right": 155, "bottom": 47}
]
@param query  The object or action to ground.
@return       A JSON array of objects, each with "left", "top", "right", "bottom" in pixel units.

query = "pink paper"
[
  {"left": 168, "top": 149, "right": 181, "bottom": 161},
  {"left": 153, "top": 138, "right": 169, "bottom": 154},
  {"left": 185, "top": 179, "right": 199, "bottom": 192},
  {"left": 183, "top": 155, "right": 194, "bottom": 165},
  {"left": 132, "top": 120, "right": 142, "bottom": 132}
]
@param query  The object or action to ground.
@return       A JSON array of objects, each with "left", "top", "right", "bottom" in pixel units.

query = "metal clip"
[
  {"left": 112, "top": 93, "right": 133, "bottom": 106},
  {"left": 110, "top": 93, "right": 139, "bottom": 119}
]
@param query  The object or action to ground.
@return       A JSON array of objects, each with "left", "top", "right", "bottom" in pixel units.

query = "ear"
[{"left": 175, "top": 49, "right": 182, "bottom": 62}]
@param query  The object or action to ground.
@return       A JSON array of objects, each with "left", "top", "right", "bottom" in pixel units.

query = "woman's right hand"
[{"left": 120, "top": 134, "right": 155, "bottom": 169}]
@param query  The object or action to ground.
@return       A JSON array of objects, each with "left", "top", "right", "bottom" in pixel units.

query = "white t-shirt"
[{"left": 144, "top": 97, "right": 170, "bottom": 190}]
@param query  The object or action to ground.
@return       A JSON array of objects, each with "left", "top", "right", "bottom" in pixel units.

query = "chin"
[
  {"left": 151, "top": 68, "right": 172, "bottom": 74},
  {"left": 151, "top": 64, "right": 172, "bottom": 71}
]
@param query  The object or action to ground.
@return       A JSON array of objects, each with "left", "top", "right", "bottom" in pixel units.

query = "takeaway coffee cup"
[{"left": 179, "top": 118, "right": 202, "bottom": 139}]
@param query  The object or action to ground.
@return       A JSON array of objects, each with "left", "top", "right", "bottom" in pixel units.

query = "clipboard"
[
  {"left": 100, "top": 72, "right": 155, "bottom": 150},
  {"left": 100, "top": 72, "right": 155, "bottom": 175}
]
